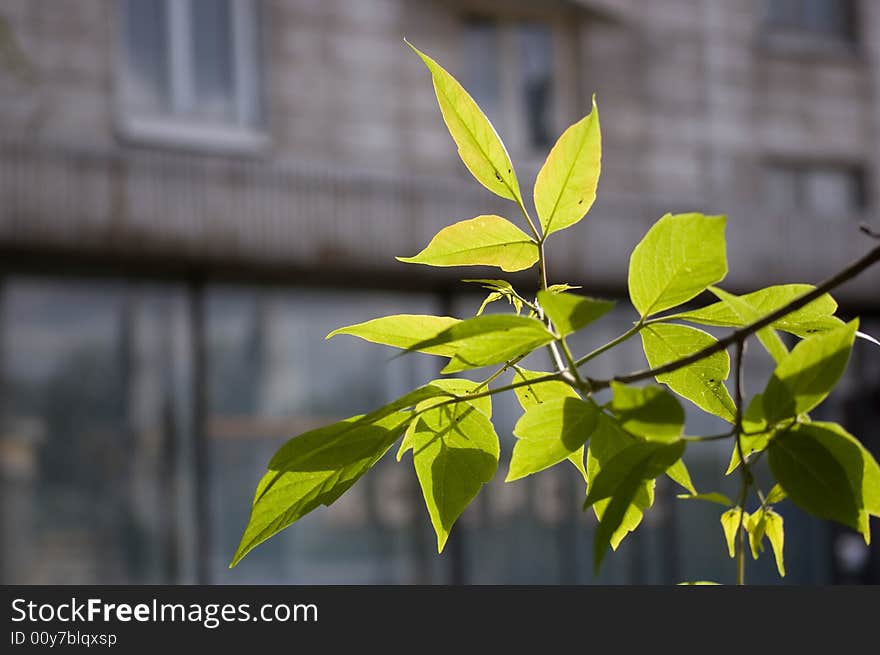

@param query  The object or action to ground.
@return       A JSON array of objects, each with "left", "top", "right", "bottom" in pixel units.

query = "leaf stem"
[
  {"left": 575, "top": 321, "right": 643, "bottom": 368},
  {"left": 732, "top": 340, "right": 749, "bottom": 586}
]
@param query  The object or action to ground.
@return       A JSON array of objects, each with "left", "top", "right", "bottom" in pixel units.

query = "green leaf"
[
  {"left": 768, "top": 421, "right": 880, "bottom": 540},
  {"left": 477, "top": 291, "right": 504, "bottom": 316},
  {"left": 512, "top": 368, "right": 579, "bottom": 409},
  {"left": 411, "top": 402, "right": 500, "bottom": 552},
  {"left": 464, "top": 279, "right": 524, "bottom": 315},
  {"left": 706, "top": 287, "right": 788, "bottom": 364},
  {"left": 763, "top": 320, "right": 858, "bottom": 424},
  {"left": 537, "top": 290, "right": 615, "bottom": 337},
  {"left": 676, "top": 492, "right": 732, "bottom": 506},
  {"left": 764, "top": 510, "right": 786, "bottom": 577},
  {"left": 765, "top": 483, "right": 787, "bottom": 505},
  {"left": 406, "top": 315, "right": 555, "bottom": 374},
  {"left": 533, "top": 97, "right": 601, "bottom": 236},
  {"left": 586, "top": 415, "right": 657, "bottom": 552},
  {"left": 747, "top": 510, "right": 767, "bottom": 559},
  {"left": 609, "top": 381, "right": 684, "bottom": 443},
  {"left": 666, "top": 458, "right": 697, "bottom": 495},
  {"left": 397, "top": 378, "right": 492, "bottom": 460},
  {"left": 677, "top": 581, "right": 721, "bottom": 585},
  {"left": 232, "top": 411, "right": 410, "bottom": 567},
  {"left": 327, "top": 314, "right": 460, "bottom": 356},
  {"left": 627, "top": 213, "right": 727, "bottom": 318},
  {"left": 511, "top": 368, "right": 586, "bottom": 480},
  {"left": 674, "top": 284, "right": 842, "bottom": 338},
  {"left": 640, "top": 323, "right": 736, "bottom": 422},
  {"left": 725, "top": 432, "right": 772, "bottom": 475},
  {"left": 398, "top": 215, "right": 538, "bottom": 272},
  {"left": 547, "top": 283, "right": 582, "bottom": 294},
  {"left": 585, "top": 438, "right": 686, "bottom": 571},
  {"left": 720, "top": 507, "right": 747, "bottom": 559},
  {"left": 507, "top": 397, "right": 599, "bottom": 481},
  {"left": 407, "top": 40, "right": 521, "bottom": 204}
]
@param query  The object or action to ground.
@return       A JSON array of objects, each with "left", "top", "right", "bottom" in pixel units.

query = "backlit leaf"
[
  {"left": 706, "top": 286, "right": 788, "bottom": 364},
  {"left": 764, "top": 510, "right": 785, "bottom": 577},
  {"left": 411, "top": 402, "right": 500, "bottom": 552},
  {"left": 609, "top": 381, "right": 684, "bottom": 443},
  {"left": 720, "top": 507, "right": 747, "bottom": 559},
  {"left": 533, "top": 97, "right": 601, "bottom": 236},
  {"left": 407, "top": 41, "right": 521, "bottom": 203},
  {"left": 586, "top": 415, "right": 657, "bottom": 552},
  {"left": 537, "top": 290, "right": 615, "bottom": 337},
  {"left": 232, "top": 411, "right": 411, "bottom": 567},
  {"left": 507, "top": 397, "right": 599, "bottom": 481},
  {"left": 627, "top": 213, "right": 727, "bottom": 318},
  {"left": 641, "top": 323, "right": 736, "bottom": 422},
  {"left": 327, "top": 314, "right": 460, "bottom": 356},
  {"left": 763, "top": 320, "right": 858, "bottom": 424},
  {"left": 398, "top": 215, "right": 538, "bottom": 272},
  {"left": 674, "top": 284, "right": 842, "bottom": 338},
  {"left": 676, "top": 492, "right": 732, "bottom": 507},
  {"left": 405, "top": 315, "right": 555, "bottom": 373},
  {"left": 397, "top": 378, "right": 492, "bottom": 460},
  {"left": 585, "top": 437, "right": 685, "bottom": 570},
  {"left": 768, "top": 421, "right": 880, "bottom": 541}
]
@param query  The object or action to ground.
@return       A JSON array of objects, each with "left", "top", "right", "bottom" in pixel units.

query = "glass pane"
[
  {"left": 805, "top": 168, "right": 860, "bottom": 217},
  {"left": 191, "top": 0, "right": 236, "bottom": 122},
  {"left": 463, "top": 17, "right": 502, "bottom": 125},
  {"left": 122, "top": 0, "right": 169, "bottom": 114},
  {"left": 804, "top": 0, "right": 852, "bottom": 38},
  {"left": 519, "top": 23, "right": 554, "bottom": 150},
  {"left": 0, "top": 280, "right": 196, "bottom": 584},
  {"left": 208, "top": 288, "right": 445, "bottom": 583}
]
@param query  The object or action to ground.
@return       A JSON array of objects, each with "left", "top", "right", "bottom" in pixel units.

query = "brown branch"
[{"left": 586, "top": 244, "right": 880, "bottom": 391}]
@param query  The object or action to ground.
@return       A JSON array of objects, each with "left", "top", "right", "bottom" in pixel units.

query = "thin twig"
[{"left": 732, "top": 341, "right": 748, "bottom": 586}]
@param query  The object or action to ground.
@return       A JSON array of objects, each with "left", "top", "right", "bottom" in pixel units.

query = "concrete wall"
[{"left": 0, "top": 0, "right": 877, "bottom": 304}]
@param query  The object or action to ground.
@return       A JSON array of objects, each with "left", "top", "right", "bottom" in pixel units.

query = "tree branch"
[{"left": 586, "top": 244, "right": 880, "bottom": 391}]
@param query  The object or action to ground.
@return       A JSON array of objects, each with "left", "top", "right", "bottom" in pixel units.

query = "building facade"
[{"left": 0, "top": 0, "right": 878, "bottom": 584}]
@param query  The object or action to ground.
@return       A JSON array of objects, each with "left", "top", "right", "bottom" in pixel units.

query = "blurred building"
[{"left": 0, "top": 0, "right": 878, "bottom": 584}]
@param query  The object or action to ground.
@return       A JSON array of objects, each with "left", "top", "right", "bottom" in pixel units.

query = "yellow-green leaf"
[
  {"left": 398, "top": 215, "right": 538, "bottom": 272},
  {"left": 764, "top": 510, "right": 786, "bottom": 577},
  {"left": 628, "top": 213, "right": 727, "bottom": 318},
  {"left": 706, "top": 286, "right": 789, "bottom": 364},
  {"left": 674, "top": 284, "right": 842, "bottom": 338},
  {"left": 533, "top": 96, "right": 601, "bottom": 236},
  {"left": 411, "top": 402, "right": 500, "bottom": 552},
  {"left": 507, "top": 397, "right": 599, "bottom": 481},
  {"left": 407, "top": 40, "right": 521, "bottom": 203},
  {"left": 609, "top": 381, "right": 684, "bottom": 443},
  {"left": 327, "top": 314, "right": 460, "bottom": 356},
  {"left": 232, "top": 411, "right": 411, "bottom": 567},
  {"left": 397, "top": 378, "right": 492, "bottom": 460},
  {"left": 763, "top": 320, "right": 858, "bottom": 424},
  {"left": 720, "top": 507, "right": 748, "bottom": 559},
  {"left": 537, "top": 290, "right": 615, "bottom": 337},
  {"left": 640, "top": 323, "right": 737, "bottom": 422}
]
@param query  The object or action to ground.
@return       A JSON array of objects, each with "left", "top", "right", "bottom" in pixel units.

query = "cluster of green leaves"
[{"left": 230, "top": 42, "right": 880, "bottom": 583}]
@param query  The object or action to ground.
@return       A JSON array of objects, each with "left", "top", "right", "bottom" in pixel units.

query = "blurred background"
[{"left": 0, "top": 0, "right": 879, "bottom": 585}]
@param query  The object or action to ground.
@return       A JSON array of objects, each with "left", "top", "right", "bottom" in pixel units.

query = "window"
[
  {"left": 764, "top": 163, "right": 866, "bottom": 218},
  {"left": 119, "top": 0, "right": 265, "bottom": 151},
  {"left": 764, "top": 0, "right": 857, "bottom": 46},
  {"left": 462, "top": 16, "right": 557, "bottom": 152}
]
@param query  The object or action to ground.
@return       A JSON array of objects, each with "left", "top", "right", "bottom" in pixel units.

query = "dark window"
[
  {"left": 764, "top": 0, "right": 857, "bottom": 44},
  {"left": 764, "top": 163, "right": 866, "bottom": 218},
  {"left": 462, "top": 17, "right": 556, "bottom": 151}
]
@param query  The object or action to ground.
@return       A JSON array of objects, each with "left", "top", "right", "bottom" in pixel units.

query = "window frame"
[
  {"left": 457, "top": 8, "right": 579, "bottom": 163},
  {"left": 115, "top": 0, "right": 269, "bottom": 154},
  {"left": 763, "top": 159, "right": 869, "bottom": 218}
]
